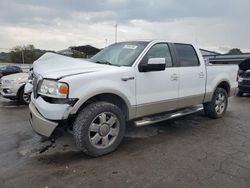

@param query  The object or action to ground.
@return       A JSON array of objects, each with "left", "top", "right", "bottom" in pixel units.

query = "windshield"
[{"left": 90, "top": 41, "right": 149, "bottom": 66}]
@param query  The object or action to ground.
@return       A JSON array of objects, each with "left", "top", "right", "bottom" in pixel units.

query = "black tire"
[
  {"left": 203, "top": 88, "right": 228, "bottom": 119},
  {"left": 18, "top": 87, "right": 30, "bottom": 105},
  {"left": 73, "top": 101, "right": 126, "bottom": 157},
  {"left": 237, "top": 91, "right": 243, "bottom": 97}
]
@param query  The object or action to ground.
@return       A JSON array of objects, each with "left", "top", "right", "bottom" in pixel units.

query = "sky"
[{"left": 0, "top": 0, "right": 250, "bottom": 53}]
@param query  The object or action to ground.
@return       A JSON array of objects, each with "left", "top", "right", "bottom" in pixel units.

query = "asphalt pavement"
[{"left": 0, "top": 96, "right": 249, "bottom": 188}]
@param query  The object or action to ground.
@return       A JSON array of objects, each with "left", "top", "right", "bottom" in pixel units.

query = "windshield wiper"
[{"left": 95, "top": 60, "right": 120, "bottom": 67}]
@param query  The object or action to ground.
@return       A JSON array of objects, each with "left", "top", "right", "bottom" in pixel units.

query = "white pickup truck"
[{"left": 29, "top": 40, "right": 238, "bottom": 157}]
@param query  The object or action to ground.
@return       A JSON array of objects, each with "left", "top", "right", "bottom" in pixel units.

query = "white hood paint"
[
  {"left": 1, "top": 72, "right": 28, "bottom": 81},
  {"left": 33, "top": 53, "right": 118, "bottom": 79}
]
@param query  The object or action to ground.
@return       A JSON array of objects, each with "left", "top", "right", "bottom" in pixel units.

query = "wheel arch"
[
  {"left": 16, "top": 84, "right": 26, "bottom": 98},
  {"left": 70, "top": 91, "right": 135, "bottom": 120},
  {"left": 213, "top": 80, "right": 231, "bottom": 100},
  {"left": 216, "top": 81, "right": 230, "bottom": 95},
  {"left": 204, "top": 80, "right": 231, "bottom": 103}
]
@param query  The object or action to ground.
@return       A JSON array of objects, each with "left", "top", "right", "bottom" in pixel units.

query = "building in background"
[
  {"left": 200, "top": 49, "right": 250, "bottom": 70},
  {"left": 58, "top": 45, "right": 100, "bottom": 58},
  {"left": 71, "top": 45, "right": 100, "bottom": 58},
  {"left": 200, "top": 49, "right": 221, "bottom": 61},
  {"left": 200, "top": 49, "right": 221, "bottom": 65},
  {"left": 209, "top": 53, "right": 250, "bottom": 65}
]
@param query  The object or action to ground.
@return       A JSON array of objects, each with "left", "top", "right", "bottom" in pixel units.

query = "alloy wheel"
[
  {"left": 88, "top": 112, "right": 120, "bottom": 149},
  {"left": 215, "top": 93, "right": 226, "bottom": 115}
]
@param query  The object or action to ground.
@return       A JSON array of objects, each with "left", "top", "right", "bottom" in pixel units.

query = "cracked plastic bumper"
[
  {"left": 31, "top": 94, "right": 70, "bottom": 120},
  {"left": 29, "top": 102, "right": 58, "bottom": 137}
]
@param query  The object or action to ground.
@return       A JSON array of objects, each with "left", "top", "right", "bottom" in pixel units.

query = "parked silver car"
[{"left": 0, "top": 73, "right": 31, "bottom": 104}]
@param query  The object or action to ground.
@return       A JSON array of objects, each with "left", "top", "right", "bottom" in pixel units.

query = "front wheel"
[
  {"left": 73, "top": 101, "right": 126, "bottom": 157},
  {"left": 203, "top": 88, "right": 228, "bottom": 119},
  {"left": 18, "top": 87, "right": 31, "bottom": 105}
]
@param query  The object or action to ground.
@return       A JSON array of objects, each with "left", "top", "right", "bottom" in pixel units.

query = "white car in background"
[{"left": 0, "top": 72, "right": 31, "bottom": 104}]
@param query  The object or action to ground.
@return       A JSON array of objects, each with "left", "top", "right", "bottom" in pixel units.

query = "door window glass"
[
  {"left": 146, "top": 43, "right": 173, "bottom": 67},
  {"left": 174, "top": 44, "right": 200, "bottom": 67}
]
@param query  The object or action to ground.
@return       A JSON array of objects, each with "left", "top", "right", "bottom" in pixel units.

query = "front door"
[{"left": 135, "top": 43, "right": 179, "bottom": 118}]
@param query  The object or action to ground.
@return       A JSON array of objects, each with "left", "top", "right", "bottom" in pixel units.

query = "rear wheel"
[
  {"left": 73, "top": 101, "right": 126, "bottom": 157},
  {"left": 18, "top": 87, "right": 31, "bottom": 105},
  {"left": 203, "top": 88, "right": 228, "bottom": 119}
]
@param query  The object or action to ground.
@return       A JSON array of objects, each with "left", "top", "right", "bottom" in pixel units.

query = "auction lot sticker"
[{"left": 123, "top": 45, "right": 138, "bottom": 50}]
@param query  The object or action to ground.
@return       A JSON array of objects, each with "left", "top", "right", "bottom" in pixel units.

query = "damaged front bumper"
[
  {"left": 29, "top": 102, "right": 58, "bottom": 137},
  {"left": 29, "top": 94, "right": 77, "bottom": 137}
]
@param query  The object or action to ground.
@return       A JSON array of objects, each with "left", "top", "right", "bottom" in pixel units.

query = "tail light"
[{"left": 236, "top": 70, "right": 239, "bottom": 81}]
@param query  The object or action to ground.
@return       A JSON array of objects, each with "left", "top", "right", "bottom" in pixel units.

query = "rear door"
[{"left": 173, "top": 43, "right": 206, "bottom": 108}]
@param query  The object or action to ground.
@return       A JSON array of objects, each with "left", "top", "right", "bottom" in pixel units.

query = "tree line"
[
  {"left": 0, "top": 45, "right": 49, "bottom": 64},
  {"left": 9, "top": 45, "right": 49, "bottom": 64},
  {"left": 0, "top": 44, "right": 87, "bottom": 64}
]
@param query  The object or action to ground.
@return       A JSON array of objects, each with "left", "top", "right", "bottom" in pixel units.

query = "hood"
[
  {"left": 1, "top": 72, "right": 28, "bottom": 81},
  {"left": 33, "top": 52, "right": 117, "bottom": 79}
]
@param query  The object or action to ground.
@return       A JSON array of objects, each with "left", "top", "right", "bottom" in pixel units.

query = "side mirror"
[{"left": 139, "top": 58, "right": 166, "bottom": 72}]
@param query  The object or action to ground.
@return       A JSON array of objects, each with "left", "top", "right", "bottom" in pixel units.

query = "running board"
[{"left": 134, "top": 105, "right": 203, "bottom": 127}]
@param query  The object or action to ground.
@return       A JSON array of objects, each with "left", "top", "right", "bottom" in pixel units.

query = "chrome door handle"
[
  {"left": 171, "top": 74, "right": 178, "bottom": 81},
  {"left": 121, "top": 77, "right": 135, "bottom": 81}
]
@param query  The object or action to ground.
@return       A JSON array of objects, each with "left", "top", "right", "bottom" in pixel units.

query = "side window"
[
  {"left": 12, "top": 67, "right": 17, "bottom": 72},
  {"left": 6, "top": 66, "right": 13, "bottom": 72},
  {"left": 145, "top": 43, "right": 173, "bottom": 67},
  {"left": 174, "top": 44, "right": 200, "bottom": 67},
  {"left": 13, "top": 66, "right": 20, "bottom": 72}
]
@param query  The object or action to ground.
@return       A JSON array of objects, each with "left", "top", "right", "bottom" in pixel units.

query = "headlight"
[
  {"left": 16, "top": 78, "right": 26, "bottom": 84},
  {"left": 38, "top": 79, "right": 69, "bottom": 98}
]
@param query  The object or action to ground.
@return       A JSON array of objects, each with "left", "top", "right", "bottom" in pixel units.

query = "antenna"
[
  {"left": 105, "top": 38, "right": 108, "bottom": 47},
  {"left": 115, "top": 24, "right": 118, "bottom": 43}
]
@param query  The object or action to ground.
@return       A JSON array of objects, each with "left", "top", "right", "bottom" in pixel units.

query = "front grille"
[{"left": 33, "top": 75, "right": 42, "bottom": 98}]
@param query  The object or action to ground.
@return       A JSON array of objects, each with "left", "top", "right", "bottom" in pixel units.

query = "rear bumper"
[{"left": 29, "top": 102, "right": 58, "bottom": 137}]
